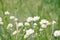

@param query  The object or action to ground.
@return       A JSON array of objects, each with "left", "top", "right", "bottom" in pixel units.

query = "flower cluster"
[
  {"left": 40, "top": 19, "right": 50, "bottom": 29},
  {"left": 24, "top": 29, "right": 34, "bottom": 38},
  {"left": 0, "top": 11, "right": 58, "bottom": 39},
  {"left": 26, "top": 16, "right": 40, "bottom": 22}
]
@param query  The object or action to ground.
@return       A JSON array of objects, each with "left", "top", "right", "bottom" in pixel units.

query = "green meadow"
[{"left": 0, "top": 0, "right": 60, "bottom": 40}]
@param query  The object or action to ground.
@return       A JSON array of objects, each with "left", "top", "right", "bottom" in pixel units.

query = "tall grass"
[{"left": 0, "top": 0, "right": 60, "bottom": 40}]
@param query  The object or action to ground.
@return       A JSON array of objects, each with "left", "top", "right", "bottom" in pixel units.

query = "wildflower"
[
  {"left": 0, "top": 22, "right": 3, "bottom": 25},
  {"left": 54, "top": 30, "right": 60, "bottom": 37},
  {"left": 5, "top": 11, "right": 10, "bottom": 15},
  {"left": 52, "top": 20, "right": 56, "bottom": 25},
  {"left": 10, "top": 16, "right": 15, "bottom": 20},
  {"left": 24, "top": 22, "right": 30, "bottom": 26},
  {"left": 41, "top": 24, "right": 47, "bottom": 29},
  {"left": 26, "top": 29, "right": 34, "bottom": 36},
  {"left": 33, "top": 16, "right": 40, "bottom": 21},
  {"left": 12, "top": 30, "right": 18, "bottom": 35},
  {"left": 16, "top": 22, "right": 24, "bottom": 27},
  {"left": 0, "top": 17, "right": 3, "bottom": 25},
  {"left": 24, "top": 29, "right": 34, "bottom": 38},
  {"left": 33, "top": 23, "right": 37, "bottom": 28},
  {"left": 0, "top": 17, "right": 2, "bottom": 22},
  {"left": 26, "top": 17, "right": 33, "bottom": 22},
  {"left": 7, "top": 23, "right": 13, "bottom": 29},
  {"left": 40, "top": 19, "right": 49, "bottom": 25},
  {"left": 40, "top": 19, "right": 49, "bottom": 29}
]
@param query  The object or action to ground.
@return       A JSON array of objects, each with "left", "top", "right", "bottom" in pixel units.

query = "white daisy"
[
  {"left": 14, "top": 18, "right": 18, "bottom": 21},
  {"left": 33, "top": 23, "right": 37, "bottom": 28},
  {"left": 26, "top": 29, "right": 34, "bottom": 36},
  {"left": 10, "top": 16, "right": 15, "bottom": 20},
  {"left": 54, "top": 30, "right": 60, "bottom": 37},
  {"left": 26, "top": 17, "right": 33, "bottom": 22},
  {"left": 40, "top": 19, "right": 49, "bottom": 25},
  {"left": 33, "top": 16, "right": 40, "bottom": 21},
  {"left": 0, "top": 21, "right": 3, "bottom": 25},
  {"left": 41, "top": 24, "right": 47, "bottom": 29},
  {"left": 24, "top": 22, "right": 30, "bottom": 26},
  {"left": 52, "top": 20, "right": 56, "bottom": 25},
  {"left": 0, "top": 17, "right": 2, "bottom": 22},
  {"left": 16, "top": 22, "right": 24, "bottom": 27},
  {"left": 12, "top": 30, "right": 18, "bottom": 35},
  {"left": 7, "top": 23, "right": 13, "bottom": 29},
  {"left": 5, "top": 11, "right": 10, "bottom": 15}
]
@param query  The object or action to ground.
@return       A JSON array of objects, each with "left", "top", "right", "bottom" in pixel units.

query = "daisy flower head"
[
  {"left": 10, "top": 16, "right": 15, "bottom": 20},
  {"left": 40, "top": 19, "right": 49, "bottom": 25},
  {"left": 54, "top": 30, "right": 60, "bottom": 37},
  {"left": 0, "top": 17, "right": 2, "bottom": 22},
  {"left": 24, "top": 35, "right": 29, "bottom": 38},
  {"left": 26, "top": 29, "right": 34, "bottom": 36},
  {"left": 52, "top": 20, "right": 56, "bottom": 25},
  {"left": 0, "top": 21, "right": 3, "bottom": 25},
  {"left": 7, "top": 23, "right": 13, "bottom": 29},
  {"left": 0, "top": 17, "right": 3, "bottom": 25},
  {"left": 24, "top": 29, "right": 34, "bottom": 38},
  {"left": 26, "top": 17, "right": 33, "bottom": 22},
  {"left": 41, "top": 24, "right": 47, "bottom": 29},
  {"left": 24, "top": 22, "right": 30, "bottom": 26},
  {"left": 33, "top": 16, "right": 40, "bottom": 21},
  {"left": 16, "top": 22, "right": 24, "bottom": 27},
  {"left": 33, "top": 23, "right": 37, "bottom": 28},
  {"left": 12, "top": 30, "right": 18, "bottom": 35},
  {"left": 5, "top": 11, "right": 10, "bottom": 15}
]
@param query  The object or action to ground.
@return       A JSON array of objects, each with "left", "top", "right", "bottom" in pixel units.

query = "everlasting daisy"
[
  {"left": 33, "top": 23, "right": 37, "bottom": 28},
  {"left": 40, "top": 19, "right": 49, "bottom": 29},
  {"left": 33, "top": 16, "right": 40, "bottom": 21},
  {"left": 12, "top": 30, "right": 18, "bottom": 35},
  {"left": 0, "top": 17, "right": 2, "bottom": 22},
  {"left": 26, "top": 17, "right": 33, "bottom": 22},
  {"left": 5, "top": 11, "right": 10, "bottom": 15},
  {"left": 52, "top": 20, "right": 56, "bottom": 25},
  {"left": 24, "top": 22, "right": 30, "bottom": 26},
  {"left": 26, "top": 29, "right": 34, "bottom": 36},
  {"left": 16, "top": 22, "right": 24, "bottom": 27},
  {"left": 0, "top": 17, "right": 3, "bottom": 25},
  {"left": 7, "top": 23, "right": 13, "bottom": 29},
  {"left": 54, "top": 30, "right": 60, "bottom": 37},
  {"left": 40, "top": 19, "right": 49, "bottom": 25},
  {"left": 24, "top": 29, "right": 34, "bottom": 38},
  {"left": 10, "top": 16, "right": 15, "bottom": 20},
  {"left": 41, "top": 24, "right": 47, "bottom": 29},
  {"left": 0, "top": 21, "right": 3, "bottom": 25}
]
